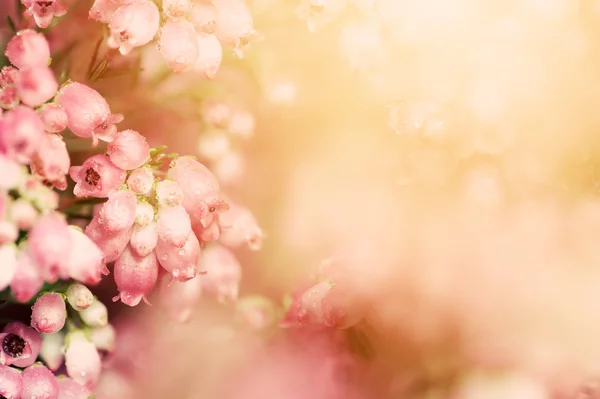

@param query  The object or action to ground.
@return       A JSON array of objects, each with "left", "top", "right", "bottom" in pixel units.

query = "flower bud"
[
  {"left": 114, "top": 246, "right": 158, "bottom": 306},
  {"left": 0, "top": 364, "right": 22, "bottom": 399},
  {"left": 134, "top": 201, "right": 154, "bottom": 226},
  {"left": 10, "top": 250, "right": 44, "bottom": 303},
  {"left": 31, "top": 293, "right": 67, "bottom": 334},
  {"left": 4, "top": 29, "right": 50, "bottom": 69},
  {"left": 0, "top": 106, "right": 44, "bottom": 164},
  {"left": 40, "top": 332, "right": 64, "bottom": 371},
  {"left": 157, "top": 205, "right": 192, "bottom": 247},
  {"left": 156, "top": 180, "right": 184, "bottom": 207},
  {"left": 21, "top": 364, "right": 59, "bottom": 399},
  {"left": 38, "top": 103, "right": 68, "bottom": 133},
  {"left": 167, "top": 156, "right": 220, "bottom": 217},
  {"left": 107, "top": 129, "right": 150, "bottom": 170},
  {"left": 159, "top": 19, "right": 199, "bottom": 73},
  {"left": 65, "top": 331, "right": 101, "bottom": 389},
  {"left": 108, "top": 0, "right": 160, "bottom": 55},
  {"left": 0, "top": 86, "right": 19, "bottom": 110},
  {"left": 85, "top": 218, "right": 133, "bottom": 264},
  {"left": 30, "top": 133, "right": 70, "bottom": 190},
  {"left": 79, "top": 299, "right": 108, "bottom": 328},
  {"left": 130, "top": 221, "right": 158, "bottom": 257},
  {"left": 90, "top": 324, "right": 115, "bottom": 352},
  {"left": 69, "top": 154, "right": 126, "bottom": 198},
  {"left": 156, "top": 232, "right": 201, "bottom": 281},
  {"left": 66, "top": 283, "right": 94, "bottom": 311},
  {"left": 98, "top": 190, "right": 137, "bottom": 234},
  {"left": 127, "top": 167, "right": 154, "bottom": 195},
  {"left": 65, "top": 227, "right": 106, "bottom": 285},
  {"left": 15, "top": 65, "right": 58, "bottom": 107},
  {"left": 3, "top": 322, "right": 42, "bottom": 368}
]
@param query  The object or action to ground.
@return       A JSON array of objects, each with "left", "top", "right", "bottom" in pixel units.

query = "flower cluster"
[{"left": 87, "top": 0, "right": 260, "bottom": 75}]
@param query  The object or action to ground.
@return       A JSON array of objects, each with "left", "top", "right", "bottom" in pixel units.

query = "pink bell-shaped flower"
[
  {"left": 31, "top": 293, "right": 67, "bottom": 334},
  {"left": 8, "top": 199, "right": 37, "bottom": 230},
  {"left": 40, "top": 332, "right": 64, "bottom": 371},
  {"left": 159, "top": 19, "right": 199, "bottom": 73},
  {"left": 3, "top": 322, "right": 42, "bottom": 368},
  {"left": 113, "top": 246, "right": 159, "bottom": 306},
  {"left": 90, "top": 324, "right": 115, "bottom": 352},
  {"left": 130, "top": 220, "right": 158, "bottom": 257},
  {"left": 38, "top": 103, "right": 68, "bottom": 133},
  {"left": 155, "top": 231, "right": 201, "bottom": 281},
  {"left": 97, "top": 190, "right": 137, "bottom": 234},
  {"left": 55, "top": 82, "right": 124, "bottom": 143},
  {"left": 107, "top": 129, "right": 150, "bottom": 170},
  {"left": 78, "top": 299, "right": 108, "bottom": 328},
  {"left": 21, "top": 0, "right": 67, "bottom": 29},
  {"left": 66, "top": 283, "right": 94, "bottom": 311},
  {"left": 157, "top": 275, "right": 202, "bottom": 322},
  {"left": 193, "top": 33, "right": 222, "bottom": 79},
  {"left": 31, "top": 133, "right": 70, "bottom": 190},
  {"left": 65, "top": 227, "right": 107, "bottom": 285},
  {"left": 15, "top": 65, "right": 58, "bottom": 107},
  {"left": 155, "top": 180, "right": 184, "bottom": 207},
  {"left": 57, "top": 377, "right": 92, "bottom": 399},
  {"left": 0, "top": 332, "right": 32, "bottom": 366},
  {"left": 89, "top": 0, "right": 133, "bottom": 23},
  {"left": 27, "top": 212, "right": 72, "bottom": 282},
  {"left": 162, "top": 0, "right": 191, "bottom": 19},
  {"left": 213, "top": 0, "right": 259, "bottom": 57},
  {"left": 69, "top": 154, "right": 126, "bottom": 198},
  {"left": 107, "top": 0, "right": 160, "bottom": 55},
  {"left": 65, "top": 331, "right": 102, "bottom": 389},
  {"left": 219, "top": 203, "right": 263, "bottom": 250},
  {"left": 0, "top": 244, "right": 17, "bottom": 292},
  {"left": 85, "top": 216, "right": 133, "bottom": 263},
  {"left": 157, "top": 205, "right": 192, "bottom": 247},
  {"left": 4, "top": 29, "right": 51, "bottom": 69},
  {"left": 167, "top": 155, "right": 220, "bottom": 218},
  {"left": 21, "top": 364, "right": 59, "bottom": 399},
  {"left": 0, "top": 365, "right": 22, "bottom": 399},
  {"left": 190, "top": 1, "right": 217, "bottom": 33},
  {"left": 127, "top": 167, "right": 154, "bottom": 195},
  {"left": 134, "top": 201, "right": 154, "bottom": 226},
  {"left": 198, "top": 244, "right": 241, "bottom": 302},
  {"left": 10, "top": 250, "right": 44, "bottom": 303},
  {"left": 0, "top": 106, "right": 44, "bottom": 164}
]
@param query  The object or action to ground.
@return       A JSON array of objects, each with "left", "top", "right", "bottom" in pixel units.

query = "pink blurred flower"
[
  {"left": 57, "top": 377, "right": 92, "bottom": 399},
  {"left": 66, "top": 283, "right": 94, "bottom": 311},
  {"left": 0, "top": 221, "right": 18, "bottom": 245},
  {"left": 193, "top": 33, "right": 222, "bottom": 79},
  {"left": 107, "top": 0, "right": 160, "bottom": 55},
  {"left": 21, "top": 0, "right": 67, "bottom": 29},
  {"left": 0, "top": 86, "right": 19, "bottom": 110},
  {"left": 65, "top": 331, "right": 102, "bottom": 389},
  {"left": 38, "top": 103, "right": 68, "bottom": 133},
  {"left": 89, "top": 0, "right": 133, "bottom": 23},
  {"left": 55, "top": 82, "right": 124, "bottom": 143},
  {"left": 0, "top": 244, "right": 17, "bottom": 292},
  {"left": 65, "top": 227, "right": 107, "bottom": 285},
  {"left": 113, "top": 246, "right": 159, "bottom": 306},
  {"left": 127, "top": 167, "right": 154, "bottom": 195},
  {"left": 15, "top": 65, "right": 58, "bottom": 107},
  {"left": 40, "top": 332, "right": 64, "bottom": 371},
  {"left": 219, "top": 203, "right": 263, "bottom": 250},
  {"left": 4, "top": 29, "right": 50, "bottom": 69},
  {"left": 107, "top": 129, "right": 150, "bottom": 170},
  {"left": 159, "top": 19, "right": 199, "bottom": 73},
  {"left": 156, "top": 231, "right": 201, "bottom": 281},
  {"left": 227, "top": 109, "right": 255, "bottom": 139},
  {"left": 157, "top": 275, "right": 202, "bottom": 322},
  {"left": 201, "top": 100, "right": 232, "bottom": 128},
  {"left": 27, "top": 212, "right": 72, "bottom": 282},
  {"left": 130, "top": 220, "right": 158, "bottom": 257},
  {"left": 69, "top": 154, "right": 126, "bottom": 198},
  {"left": 10, "top": 250, "right": 44, "bottom": 303},
  {"left": 0, "top": 106, "right": 44, "bottom": 164},
  {"left": 78, "top": 299, "right": 108, "bottom": 328},
  {"left": 162, "top": 0, "right": 191, "bottom": 19},
  {"left": 198, "top": 244, "right": 241, "bottom": 302},
  {"left": 31, "top": 293, "right": 67, "bottom": 334},
  {"left": 0, "top": 154, "right": 25, "bottom": 190},
  {"left": 7, "top": 198, "right": 37, "bottom": 230},
  {"left": 0, "top": 365, "right": 22, "bottom": 399},
  {"left": 31, "top": 133, "right": 70, "bottom": 190},
  {"left": 213, "top": 0, "right": 258, "bottom": 57},
  {"left": 91, "top": 324, "right": 116, "bottom": 352},
  {"left": 0, "top": 67, "right": 19, "bottom": 87},
  {"left": 190, "top": 1, "right": 217, "bottom": 33},
  {"left": 213, "top": 150, "right": 246, "bottom": 185},
  {"left": 157, "top": 205, "right": 192, "bottom": 247}
]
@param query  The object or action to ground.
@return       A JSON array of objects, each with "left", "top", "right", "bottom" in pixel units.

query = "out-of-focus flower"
[
  {"left": 159, "top": 19, "right": 200, "bottom": 73},
  {"left": 4, "top": 29, "right": 51, "bottom": 69},
  {"left": 40, "top": 332, "right": 64, "bottom": 371},
  {"left": 64, "top": 331, "right": 102, "bottom": 389},
  {"left": 296, "top": 0, "right": 347, "bottom": 32},
  {"left": 213, "top": 0, "right": 259, "bottom": 57},
  {"left": 57, "top": 377, "right": 91, "bottom": 399},
  {"left": 27, "top": 213, "right": 71, "bottom": 281},
  {"left": 107, "top": 0, "right": 160, "bottom": 55},
  {"left": 21, "top": 0, "right": 67, "bottom": 28},
  {"left": 31, "top": 133, "right": 70, "bottom": 190},
  {"left": 219, "top": 203, "right": 263, "bottom": 251},
  {"left": 162, "top": 0, "right": 192, "bottom": 19},
  {"left": 157, "top": 275, "right": 202, "bottom": 322},
  {"left": 65, "top": 227, "right": 106, "bottom": 285},
  {"left": 79, "top": 299, "right": 108, "bottom": 328},
  {"left": 0, "top": 244, "right": 18, "bottom": 292},
  {"left": 0, "top": 106, "right": 44, "bottom": 164},
  {"left": 190, "top": 1, "right": 217, "bottom": 33},
  {"left": 91, "top": 324, "right": 116, "bottom": 352},
  {"left": 198, "top": 244, "right": 242, "bottom": 303},
  {"left": 193, "top": 33, "right": 223, "bottom": 79},
  {"left": 10, "top": 250, "right": 44, "bottom": 303},
  {"left": 14, "top": 65, "right": 58, "bottom": 107}
]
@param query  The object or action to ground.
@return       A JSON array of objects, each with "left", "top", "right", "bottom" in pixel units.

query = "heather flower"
[
  {"left": 167, "top": 155, "right": 220, "bottom": 217},
  {"left": 2, "top": 321, "right": 42, "bottom": 367},
  {"left": 89, "top": 0, "right": 132, "bottom": 23},
  {"left": 190, "top": 1, "right": 217, "bottom": 33},
  {"left": 7, "top": 198, "right": 37, "bottom": 230},
  {"left": 159, "top": 19, "right": 199, "bottom": 73},
  {"left": 162, "top": 0, "right": 191, "bottom": 19},
  {"left": 198, "top": 244, "right": 241, "bottom": 302},
  {"left": 57, "top": 378, "right": 92, "bottom": 399},
  {"left": 219, "top": 203, "right": 263, "bottom": 250},
  {"left": 0, "top": 220, "right": 18, "bottom": 245},
  {"left": 0, "top": 332, "right": 32, "bottom": 366},
  {"left": 64, "top": 331, "right": 102, "bottom": 389},
  {"left": 10, "top": 250, "right": 43, "bottom": 303},
  {"left": 134, "top": 201, "right": 154, "bottom": 226},
  {"left": 90, "top": 324, "right": 116, "bottom": 352},
  {"left": 107, "top": 129, "right": 150, "bottom": 170},
  {"left": 79, "top": 299, "right": 108, "bottom": 328},
  {"left": 31, "top": 293, "right": 67, "bottom": 334},
  {"left": 127, "top": 167, "right": 154, "bottom": 195},
  {"left": 107, "top": 0, "right": 160, "bottom": 56},
  {"left": 27, "top": 213, "right": 72, "bottom": 282},
  {"left": 0, "top": 244, "right": 18, "bottom": 292},
  {"left": 15, "top": 65, "right": 58, "bottom": 107},
  {"left": 193, "top": 216, "right": 221, "bottom": 241},
  {"left": 97, "top": 189, "right": 137, "bottom": 233},
  {"left": 0, "top": 154, "right": 25, "bottom": 190},
  {"left": 21, "top": 0, "right": 67, "bottom": 29},
  {"left": 85, "top": 218, "right": 133, "bottom": 263},
  {"left": 0, "top": 106, "right": 44, "bottom": 164},
  {"left": 157, "top": 205, "right": 192, "bottom": 247},
  {"left": 0, "top": 365, "right": 22, "bottom": 399},
  {"left": 157, "top": 275, "right": 202, "bottom": 322},
  {"left": 55, "top": 82, "right": 124, "bottom": 143},
  {"left": 130, "top": 220, "right": 158, "bottom": 257},
  {"left": 155, "top": 231, "right": 201, "bottom": 281},
  {"left": 156, "top": 180, "right": 184, "bottom": 207},
  {"left": 65, "top": 227, "right": 106, "bottom": 285},
  {"left": 113, "top": 246, "right": 159, "bottom": 306},
  {"left": 38, "top": 103, "right": 68, "bottom": 133},
  {"left": 69, "top": 154, "right": 126, "bottom": 198},
  {"left": 66, "top": 283, "right": 94, "bottom": 311},
  {"left": 31, "top": 133, "right": 70, "bottom": 190},
  {"left": 40, "top": 332, "right": 64, "bottom": 371},
  {"left": 4, "top": 29, "right": 51, "bottom": 69},
  {"left": 193, "top": 33, "right": 222, "bottom": 79},
  {"left": 213, "top": 0, "right": 257, "bottom": 55}
]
